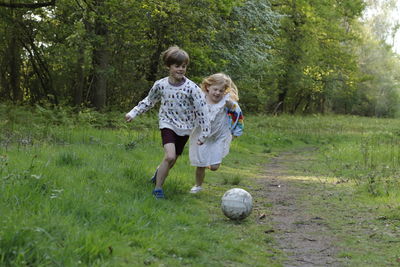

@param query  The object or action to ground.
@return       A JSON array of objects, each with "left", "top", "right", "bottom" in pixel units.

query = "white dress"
[{"left": 189, "top": 95, "right": 232, "bottom": 167}]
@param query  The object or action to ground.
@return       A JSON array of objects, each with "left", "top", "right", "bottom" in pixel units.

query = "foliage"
[
  {"left": 351, "top": 1, "right": 400, "bottom": 117},
  {"left": 1, "top": 0, "right": 400, "bottom": 117},
  {"left": 267, "top": 0, "right": 366, "bottom": 114},
  {"left": 351, "top": 32, "right": 400, "bottom": 117}
]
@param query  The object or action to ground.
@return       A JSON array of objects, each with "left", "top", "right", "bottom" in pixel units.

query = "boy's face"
[{"left": 168, "top": 63, "right": 187, "bottom": 83}]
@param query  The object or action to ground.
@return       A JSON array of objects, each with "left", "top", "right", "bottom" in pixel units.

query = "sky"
[
  {"left": 393, "top": 32, "right": 400, "bottom": 54},
  {"left": 362, "top": 0, "right": 400, "bottom": 53},
  {"left": 381, "top": 0, "right": 399, "bottom": 53},
  {"left": 390, "top": 1, "right": 400, "bottom": 53}
]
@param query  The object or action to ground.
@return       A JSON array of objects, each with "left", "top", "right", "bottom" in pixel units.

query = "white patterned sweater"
[{"left": 126, "top": 77, "right": 211, "bottom": 143}]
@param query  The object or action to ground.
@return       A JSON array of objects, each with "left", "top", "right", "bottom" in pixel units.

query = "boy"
[{"left": 125, "top": 46, "right": 210, "bottom": 199}]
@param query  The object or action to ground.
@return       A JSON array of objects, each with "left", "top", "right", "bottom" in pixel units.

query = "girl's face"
[
  {"left": 168, "top": 63, "right": 187, "bottom": 84},
  {"left": 206, "top": 84, "right": 226, "bottom": 104}
]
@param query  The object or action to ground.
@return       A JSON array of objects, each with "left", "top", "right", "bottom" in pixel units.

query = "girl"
[
  {"left": 125, "top": 46, "right": 210, "bottom": 199},
  {"left": 189, "top": 73, "right": 244, "bottom": 193}
]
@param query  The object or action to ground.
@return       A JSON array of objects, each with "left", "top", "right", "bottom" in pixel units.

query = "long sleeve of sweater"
[
  {"left": 191, "top": 89, "right": 210, "bottom": 143},
  {"left": 126, "top": 82, "right": 161, "bottom": 119}
]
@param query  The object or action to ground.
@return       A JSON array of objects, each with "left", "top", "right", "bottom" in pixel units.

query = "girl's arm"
[
  {"left": 227, "top": 102, "right": 244, "bottom": 137},
  {"left": 125, "top": 82, "right": 161, "bottom": 121},
  {"left": 225, "top": 99, "right": 234, "bottom": 109}
]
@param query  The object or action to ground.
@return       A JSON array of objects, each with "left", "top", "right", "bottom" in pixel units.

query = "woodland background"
[
  {"left": 2, "top": 1, "right": 400, "bottom": 265},
  {"left": 1, "top": 0, "right": 400, "bottom": 117}
]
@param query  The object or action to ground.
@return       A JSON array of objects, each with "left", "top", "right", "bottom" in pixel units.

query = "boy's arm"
[
  {"left": 192, "top": 88, "right": 210, "bottom": 144},
  {"left": 125, "top": 82, "right": 161, "bottom": 121}
]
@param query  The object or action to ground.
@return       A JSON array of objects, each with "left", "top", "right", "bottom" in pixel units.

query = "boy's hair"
[
  {"left": 200, "top": 73, "right": 239, "bottom": 102},
  {"left": 161, "top": 46, "right": 190, "bottom": 67}
]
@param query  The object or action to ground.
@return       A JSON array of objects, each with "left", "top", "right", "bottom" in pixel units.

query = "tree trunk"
[
  {"left": 0, "top": 55, "right": 9, "bottom": 100},
  {"left": 145, "top": 19, "right": 167, "bottom": 84},
  {"left": 73, "top": 45, "right": 85, "bottom": 106},
  {"left": 8, "top": 10, "right": 23, "bottom": 102},
  {"left": 277, "top": 82, "right": 288, "bottom": 113},
  {"left": 292, "top": 92, "right": 304, "bottom": 114},
  {"left": 92, "top": 46, "right": 108, "bottom": 109},
  {"left": 21, "top": 24, "right": 58, "bottom": 105},
  {"left": 91, "top": 0, "right": 109, "bottom": 110},
  {"left": 0, "top": 0, "right": 55, "bottom": 8},
  {"left": 9, "top": 34, "right": 22, "bottom": 102},
  {"left": 146, "top": 42, "right": 164, "bottom": 82},
  {"left": 275, "top": 0, "right": 304, "bottom": 114}
]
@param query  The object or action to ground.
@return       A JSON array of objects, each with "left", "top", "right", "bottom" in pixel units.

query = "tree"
[
  {"left": 3, "top": 0, "right": 399, "bottom": 117},
  {"left": 91, "top": 0, "right": 109, "bottom": 109},
  {"left": 269, "top": 0, "right": 365, "bottom": 114},
  {"left": 0, "top": 1, "right": 59, "bottom": 104},
  {"left": 6, "top": 9, "right": 23, "bottom": 102},
  {"left": 0, "top": 0, "right": 55, "bottom": 9},
  {"left": 350, "top": 1, "right": 400, "bottom": 117}
]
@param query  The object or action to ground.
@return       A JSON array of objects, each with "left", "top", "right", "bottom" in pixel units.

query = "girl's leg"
[
  {"left": 195, "top": 167, "right": 206, "bottom": 187},
  {"left": 194, "top": 164, "right": 220, "bottom": 188},
  {"left": 155, "top": 143, "right": 177, "bottom": 189},
  {"left": 209, "top": 164, "right": 220, "bottom": 171}
]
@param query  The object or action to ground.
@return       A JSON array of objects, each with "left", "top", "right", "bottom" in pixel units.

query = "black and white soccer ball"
[{"left": 221, "top": 188, "right": 253, "bottom": 220}]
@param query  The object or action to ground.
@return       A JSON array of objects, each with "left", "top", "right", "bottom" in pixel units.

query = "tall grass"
[
  {"left": 1, "top": 104, "right": 400, "bottom": 265},
  {"left": 0, "top": 105, "right": 281, "bottom": 266},
  {"left": 245, "top": 114, "right": 400, "bottom": 197}
]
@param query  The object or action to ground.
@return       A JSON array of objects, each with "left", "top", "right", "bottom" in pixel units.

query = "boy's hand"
[
  {"left": 197, "top": 140, "right": 204, "bottom": 145},
  {"left": 125, "top": 114, "right": 133, "bottom": 122}
]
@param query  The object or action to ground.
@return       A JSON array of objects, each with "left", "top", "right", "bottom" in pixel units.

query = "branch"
[{"left": 0, "top": 0, "right": 56, "bottom": 8}]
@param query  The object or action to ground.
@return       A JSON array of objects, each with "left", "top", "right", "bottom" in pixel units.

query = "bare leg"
[
  {"left": 195, "top": 167, "right": 206, "bottom": 187},
  {"left": 195, "top": 164, "right": 220, "bottom": 187},
  {"left": 209, "top": 164, "right": 220, "bottom": 171},
  {"left": 155, "top": 143, "right": 177, "bottom": 189}
]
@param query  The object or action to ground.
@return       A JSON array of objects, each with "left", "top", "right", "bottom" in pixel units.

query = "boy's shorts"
[{"left": 160, "top": 128, "right": 189, "bottom": 156}]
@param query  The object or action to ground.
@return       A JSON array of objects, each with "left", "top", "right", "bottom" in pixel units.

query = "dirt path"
[
  {"left": 257, "top": 148, "right": 342, "bottom": 266},
  {"left": 253, "top": 148, "right": 400, "bottom": 266}
]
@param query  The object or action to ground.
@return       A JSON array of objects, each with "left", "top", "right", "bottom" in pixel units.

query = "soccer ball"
[{"left": 221, "top": 188, "right": 253, "bottom": 220}]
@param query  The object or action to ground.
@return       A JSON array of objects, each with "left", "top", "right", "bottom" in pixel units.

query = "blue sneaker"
[
  {"left": 152, "top": 189, "right": 165, "bottom": 199},
  {"left": 150, "top": 169, "right": 157, "bottom": 184}
]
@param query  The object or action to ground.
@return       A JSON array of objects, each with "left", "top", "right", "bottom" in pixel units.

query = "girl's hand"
[
  {"left": 197, "top": 140, "right": 204, "bottom": 145},
  {"left": 125, "top": 114, "right": 133, "bottom": 122},
  {"left": 225, "top": 100, "right": 234, "bottom": 109}
]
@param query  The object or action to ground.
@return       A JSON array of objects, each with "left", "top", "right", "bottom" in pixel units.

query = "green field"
[{"left": 1, "top": 105, "right": 400, "bottom": 266}]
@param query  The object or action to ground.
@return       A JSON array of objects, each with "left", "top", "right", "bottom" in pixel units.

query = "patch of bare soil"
[
  {"left": 253, "top": 148, "right": 400, "bottom": 266},
  {"left": 256, "top": 148, "right": 342, "bottom": 266}
]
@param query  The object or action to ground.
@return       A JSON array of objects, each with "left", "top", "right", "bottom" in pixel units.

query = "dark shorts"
[{"left": 160, "top": 128, "right": 189, "bottom": 156}]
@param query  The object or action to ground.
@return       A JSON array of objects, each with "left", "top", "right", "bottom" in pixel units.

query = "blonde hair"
[
  {"left": 161, "top": 46, "right": 189, "bottom": 67},
  {"left": 200, "top": 73, "right": 239, "bottom": 102}
]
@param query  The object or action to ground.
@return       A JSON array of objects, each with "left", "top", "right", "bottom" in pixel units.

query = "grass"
[
  {"left": 291, "top": 176, "right": 400, "bottom": 266},
  {"left": 0, "top": 105, "right": 282, "bottom": 266},
  {"left": 1, "top": 104, "right": 400, "bottom": 266}
]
